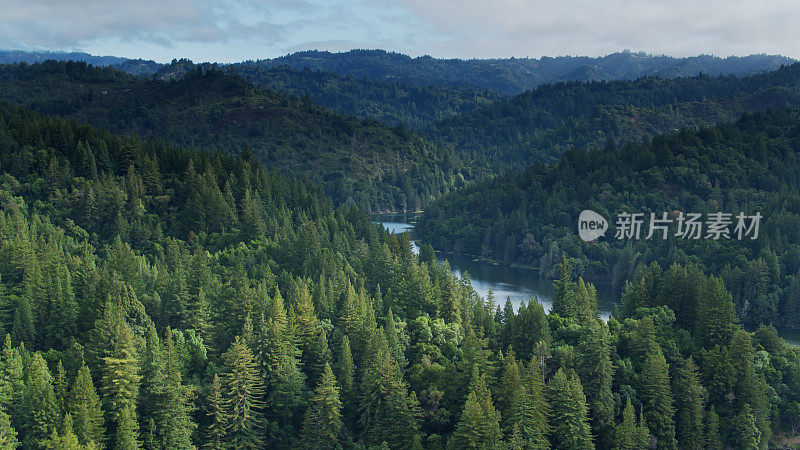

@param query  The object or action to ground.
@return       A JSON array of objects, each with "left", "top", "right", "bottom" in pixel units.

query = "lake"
[{"left": 375, "top": 214, "right": 800, "bottom": 347}]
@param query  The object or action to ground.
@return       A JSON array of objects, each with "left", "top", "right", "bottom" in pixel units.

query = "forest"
[
  {"left": 417, "top": 109, "right": 800, "bottom": 329},
  {"left": 423, "top": 62, "right": 800, "bottom": 170},
  {"left": 0, "top": 60, "right": 481, "bottom": 213},
  {"left": 253, "top": 50, "right": 793, "bottom": 94},
  {"left": 1, "top": 94, "right": 800, "bottom": 450}
]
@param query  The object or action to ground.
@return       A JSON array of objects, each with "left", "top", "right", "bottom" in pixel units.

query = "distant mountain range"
[
  {"left": 2, "top": 49, "right": 795, "bottom": 95},
  {"left": 250, "top": 49, "right": 796, "bottom": 94}
]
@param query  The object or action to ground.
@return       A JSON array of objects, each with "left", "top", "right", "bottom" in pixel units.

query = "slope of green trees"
[
  {"left": 2, "top": 101, "right": 800, "bottom": 448},
  {"left": 424, "top": 62, "right": 800, "bottom": 170},
  {"left": 231, "top": 62, "right": 502, "bottom": 129},
  {"left": 418, "top": 109, "right": 800, "bottom": 328},
  {"left": 0, "top": 60, "right": 481, "bottom": 212}
]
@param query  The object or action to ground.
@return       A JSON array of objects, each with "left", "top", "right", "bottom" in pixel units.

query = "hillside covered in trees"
[
  {"left": 1, "top": 101, "right": 800, "bottom": 449},
  {"left": 424, "top": 62, "right": 800, "bottom": 170},
  {"left": 418, "top": 109, "right": 800, "bottom": 329},
  {"left": 0, "top": 60, "right": 479, "bottom": 212},
  {"left": 253, "top": 49, "right": 794, "bottom": 94},
  {"left": 230, "top": 62, "right": 503, "bottom": 129}
]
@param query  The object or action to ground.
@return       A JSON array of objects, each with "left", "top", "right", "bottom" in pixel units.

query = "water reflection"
[{"left": 375, "top": 214, "right": 800, "bottom": 347}]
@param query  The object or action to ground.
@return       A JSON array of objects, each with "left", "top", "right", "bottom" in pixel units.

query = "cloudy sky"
[{"left": 2, "top": 0, "right": 799, "bottom": 62}]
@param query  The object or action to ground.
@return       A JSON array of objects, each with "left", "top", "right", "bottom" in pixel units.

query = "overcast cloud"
[{"left": 1, "top": 0, "right": 799, "bottom": 62}]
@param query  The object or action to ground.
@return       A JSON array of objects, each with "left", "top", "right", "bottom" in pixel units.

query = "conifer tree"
[
  {"left": 101, "top": 317, "right": 141, "bottom": 449},
  {"left": 547, "top": 369, "right": 593, "bottom": 450},
  {"left": 506, "top": 360, "right": 550, "bottom": 449},
  {"left": 360, "top": 331, "right": 420, "bottom": 448},
  {"left": 69, "top": 364, "right": 105, "bottom": 446},
  {"left": 705, "top": 406, "right": 722, "bottom": 450},
  {"left": 22, "top": 353, "right": 59, "bottom": 447},
  {"left": 300, "top": 363, "right": 343, "bottom": 449},
  {"left": 0, "top": 403, "right": 18, "bottom": 448},
  {"left": 204, "top": 373, "right": 226, "bottom": 449},
  {"left": 576, "top": 319, "right": 614, "bottom": 444},
  {"left": 733, "top": 404, "right": 761, "bottom": 450},
  {"left": 673, "top": 358, "right": 705, "bottom": 450},
  {"left": 695, "top": 276, "right": 736, "bottom": 348},
  {"left": 640, "top": 344, "right": 675, "bottom": 449},
  {"left": 156, "top": 327, "right": 197, "bottom": 449},
  {"left": 222, "top": 335, "right": 265, "bottom": 448}
]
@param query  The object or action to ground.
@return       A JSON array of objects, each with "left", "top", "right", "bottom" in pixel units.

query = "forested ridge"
[
  {"left": 253, "top": 49, "right": 793, "bottom": 94},
  {"left": 230, "top": 62, "right": 503, "bottom": 129},
  {"left": 424, "top": 62, "right": 800, "bottom": 170},
  {"left": 1, "top": 98, "right": 800, "bottom": 449},
  {"left": 0, "top": 60, "right": 481, "bottom": 212},
  {"left": 418, "top": 109, "right": 800, "bottom": 330}
]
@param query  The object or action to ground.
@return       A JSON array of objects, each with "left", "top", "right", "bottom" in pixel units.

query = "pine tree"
[
  {"left": 733, "top": 404, "right": 761, "bottom": 450},
  {"left": 695, "top": 276, "right": 736, "bottom": 348},
  {"left": 507, "top": 360, "right": 550, "bottom": 449},
  {"left": 576, "top": 319, "right": 614, "bottom": 445},
  {"left": 69, "top": 364, "right": 105, "bottom": 446},
  {"left": 440, "top": 275, "right": 462, "bottom": 324},
  {"left": 673, "top": 359, "right": 705, "bottom": 450},
  {"left": 705, "top": 406, "right": 722, "bottom": 450},
  {"left": 640, "top": 344, "right": 675, "bottom": 449},
  {"left": 222, "top": 335, "right": 265, "bottom": 448},
  {"left": 22, "top": 353, "right": 59, "bottom": 448},
  {"left": 156, "top": 328, "right": 197, "bottom": 449},
  {"left": 552, "top": 257, "right": 576, "bottom": 318},
  {"left": 615, "top": 399, "right": 638, "bottom": 450},
  {"left": 100, "top": 318, "right": 141, "bottom": 449},
  {"left": 360, "top": 331, "right": 420, "bottom": 448},
  {"left": 0, "top": 403, "right": 18, "bottom": 448},
  {"left": 385, "top": 309, "right": 406, "bottom": 368},
  {"left": 292, "top": 285, "right": 329, "bottom": 386},
  {"left": 300, "top": 363, "right": 343, "bottom": 449},
  {"left": 493, "top": 349, "right": 517, "bottom": 427},
  {"left": 204, "top": 373, "right": 226, "bottom": 449},
  {"left": 449, "top": 368, "right": 502, "bottom": 449},
  {"left": 547, "top": 369, "right": 593, "bottom": 450},
  {"left": 114, "top": 404, "right": 140, "bottom": 450}
]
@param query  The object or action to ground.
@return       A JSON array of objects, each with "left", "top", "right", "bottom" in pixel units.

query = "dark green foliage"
[
  {"left": 0, "top": 61, "right": 480, "bottom": 212},
  {"left": 300, "top": 363, "right": 343, "bottom": 449},
  {"left": 640, "top": 344, "right": 676, "bottom": 449},
  {"left": 419, "top": 109, "right": 800, "bottom": 328},
  {"left": 547, "top": 369, "right": 593, "bottom": 450},
  {"left": 0, "top": 91, "right": 799, "bottom": 449}
]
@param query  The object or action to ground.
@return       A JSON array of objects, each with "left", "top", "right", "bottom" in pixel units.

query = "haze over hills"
[
  {"left": 252, "top": 49, "right": 795, "bottom": 94},
  {"left": 424, "top": 62, "right": 800, "bottom": 169}
]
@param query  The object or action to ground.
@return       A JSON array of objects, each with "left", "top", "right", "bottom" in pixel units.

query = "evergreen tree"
[
  {"left": 507, "top": 360, "right": 550, "bottom": 449},
  {"left": 360, "top": 331, "right": 420, "bottom": 448},
  {"left": 733, "top": 404, "right": 761, "bottom": 450},
  {"left": 0, "top": 403, "right": 18, "bottom": 448},
  {"left": 22, "top": 353, "right": 59, "bottom": 448},
  {"left": 615, "top": 399, "right": 649, "bottom": 450},
  {"left": 705, "top": 406, "right": 722, "bottom": 450},
  {"left": 547, "top": 369, "right": 593, "bottom": 450},
  {"left": 69, "top": 364, "right": 105, "bottom": 446},
  {"left": 156, "top": 327, "right": 197, "bottom": 449},
  {"left": 100, "top": 318, "right": 141, "bottom": 449},
  {"left": 576, "top": 319, "right": 614, "bottom": 445},
  {"left": 222, "top": 335, "right": 265, "bottom": 448},
  {"left": 673, "top": 359, "right": 705, "bottom": 450},
  {"left": 300, "top": 363, "right": 343, "bottom": 449},
  {"left": 204, "top": 373, "right": 226, "bottom": 449},
  {"left": 695, "top": 276, "right": 736, "bottom": 348},
  {"left": 640, "top": 344, "right": 675, "bottom": 449}
]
